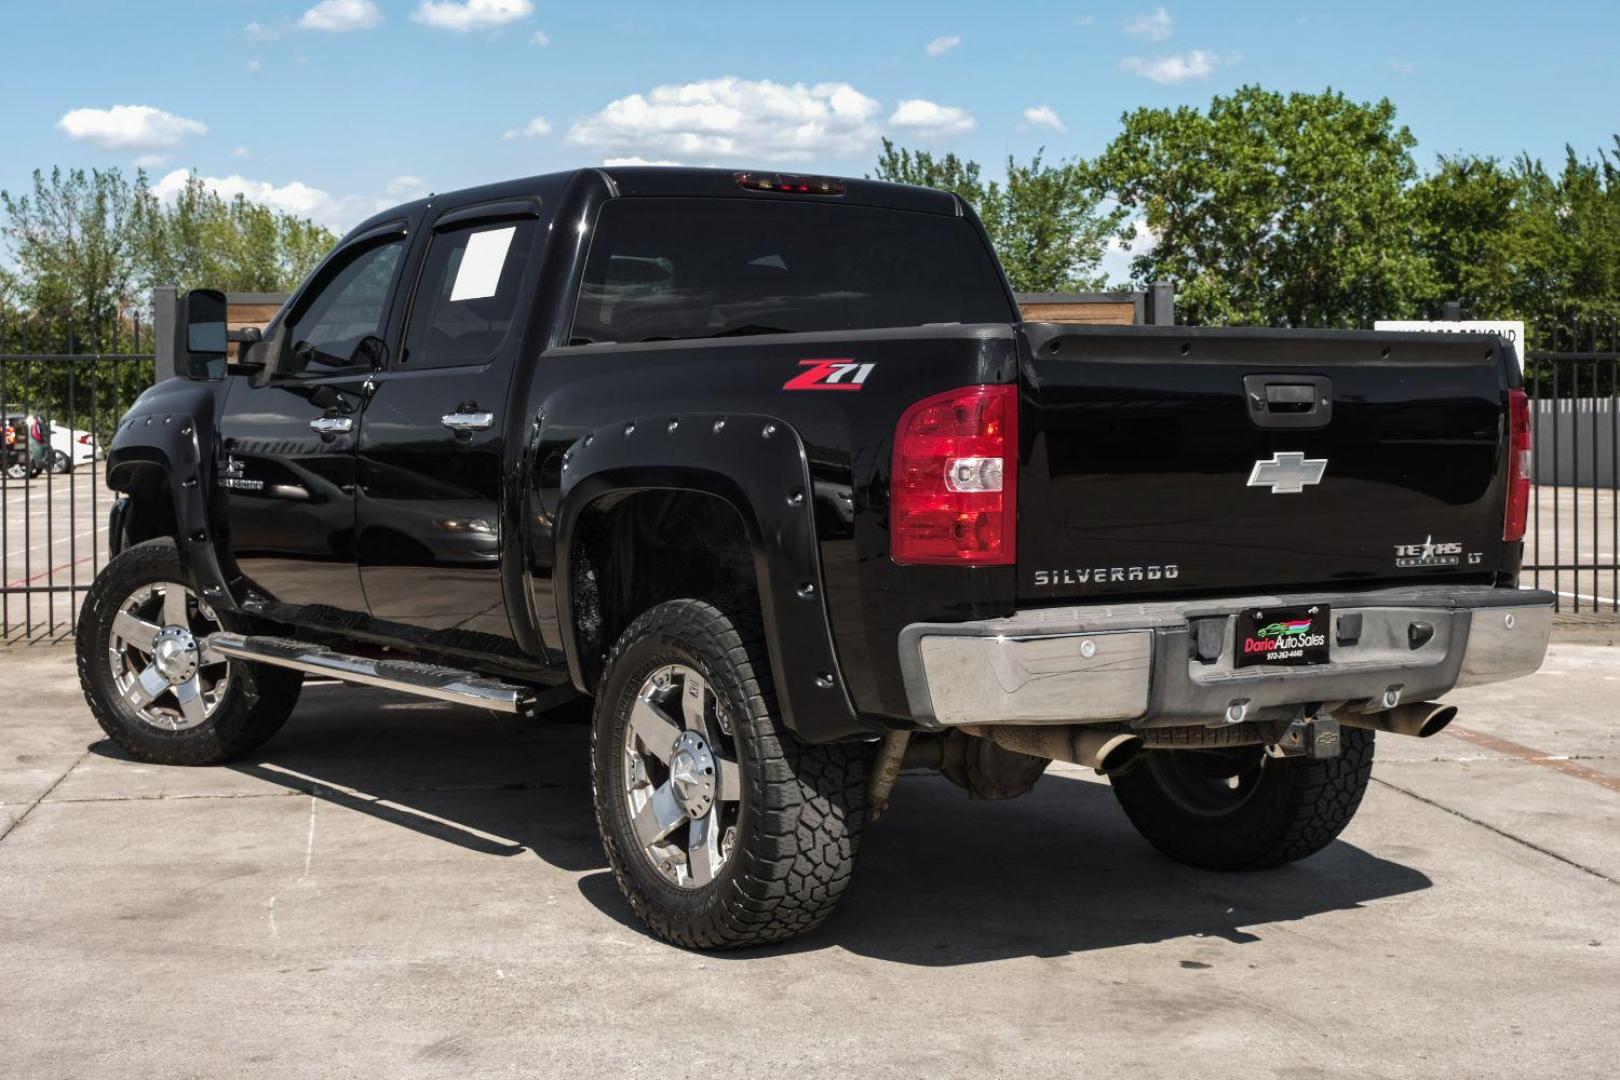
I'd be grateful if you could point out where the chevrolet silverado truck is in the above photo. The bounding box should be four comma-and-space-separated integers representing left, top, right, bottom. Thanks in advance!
77, 167, 1553, 949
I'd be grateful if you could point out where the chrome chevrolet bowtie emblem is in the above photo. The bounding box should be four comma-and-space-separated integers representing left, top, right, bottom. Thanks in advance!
1247, 452, 1327, 494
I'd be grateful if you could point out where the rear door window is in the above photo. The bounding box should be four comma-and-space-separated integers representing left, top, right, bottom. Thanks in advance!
570, 198, 1013, 345
402, 217, 539, 369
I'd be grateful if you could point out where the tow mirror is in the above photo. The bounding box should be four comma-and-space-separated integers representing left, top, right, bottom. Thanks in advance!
180, 288, 229, 379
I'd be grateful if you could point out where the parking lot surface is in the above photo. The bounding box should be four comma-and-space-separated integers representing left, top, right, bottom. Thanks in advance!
1, 639, 1617, 1079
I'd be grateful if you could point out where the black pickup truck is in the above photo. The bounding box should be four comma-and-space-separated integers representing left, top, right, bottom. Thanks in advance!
77, 166, 1552, 949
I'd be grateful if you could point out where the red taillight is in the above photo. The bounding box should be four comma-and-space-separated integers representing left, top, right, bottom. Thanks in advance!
78, 433, 92, 444
1504, 388, 1532, 542
891, 385, 1017, 565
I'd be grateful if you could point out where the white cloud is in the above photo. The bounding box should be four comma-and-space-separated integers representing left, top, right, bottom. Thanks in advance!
1120, 49, 1220, 84
385, 175, 430, 198
152, 169, 395, 231
412, 0, 533, 32
502, 115, 552, 140
244, 21, 279, 42
1387, 57, 1416, 74
925, 34, 960, 58
566, 77, 882, 164
1125, 7, 1173, 42
300, 0, 382, 32
1074, 14, 1096, 26
57, 105, 207, 153
232, 146, 251, 158
531, 29, 550, 45
1022, 105, 1066, 133
133, 153, 169, 168
602, 157, 682, 167
247, 59, 263, 73
888, 99, 976, 137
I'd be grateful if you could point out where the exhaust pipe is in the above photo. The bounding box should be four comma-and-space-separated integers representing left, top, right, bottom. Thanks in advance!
1340, 702, 1458, 739
960, 724, 1144, 775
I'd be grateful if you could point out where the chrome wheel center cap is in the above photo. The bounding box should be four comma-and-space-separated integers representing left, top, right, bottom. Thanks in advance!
151, 627, 199, 684
668, 731, 716, 818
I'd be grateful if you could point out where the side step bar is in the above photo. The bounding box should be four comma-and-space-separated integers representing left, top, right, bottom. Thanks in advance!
206, 632, 539, 714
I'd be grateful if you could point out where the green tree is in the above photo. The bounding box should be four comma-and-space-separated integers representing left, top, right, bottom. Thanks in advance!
1506, 141, 1620, 337
134, 173, 334, 294
873, 139, 1121, 292
0, 167, 147, 350
1409, 154, 1520, 318
1411, 140, 1620, 345
1093, 86, 1432, 327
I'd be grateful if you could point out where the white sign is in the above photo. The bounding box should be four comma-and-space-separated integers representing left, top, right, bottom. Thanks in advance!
1374, 319, 1526, 375
449, 226, 516, 302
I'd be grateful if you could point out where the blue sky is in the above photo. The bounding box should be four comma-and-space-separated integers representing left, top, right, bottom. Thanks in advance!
3, 0, 1617, 262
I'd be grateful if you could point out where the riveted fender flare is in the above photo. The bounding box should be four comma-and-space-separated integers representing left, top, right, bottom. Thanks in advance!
553, 413, 866, 743
105, 393, 235, 611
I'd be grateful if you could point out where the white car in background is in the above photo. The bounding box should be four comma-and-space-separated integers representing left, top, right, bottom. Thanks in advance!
45, 423, 99, 473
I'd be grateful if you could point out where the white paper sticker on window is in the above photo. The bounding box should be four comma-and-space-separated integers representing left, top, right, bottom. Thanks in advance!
449, 226, 516, 302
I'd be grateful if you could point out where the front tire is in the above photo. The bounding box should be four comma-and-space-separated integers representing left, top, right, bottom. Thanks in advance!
1110, 730, 1375, 870
76, 537, 303, 765
592, 599, 873, 949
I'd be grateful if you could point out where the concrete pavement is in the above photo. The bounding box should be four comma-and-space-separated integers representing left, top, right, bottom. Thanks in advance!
1, 640, 1617, 1079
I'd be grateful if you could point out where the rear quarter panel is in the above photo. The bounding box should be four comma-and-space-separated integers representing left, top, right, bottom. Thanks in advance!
528, 324, 1022, 728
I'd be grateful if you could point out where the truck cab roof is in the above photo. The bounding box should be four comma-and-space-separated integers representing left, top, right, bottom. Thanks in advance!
340, 166, 963, 244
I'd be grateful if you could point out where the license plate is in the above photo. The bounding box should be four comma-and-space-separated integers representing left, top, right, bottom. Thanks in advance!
1235, 605, 1331, 668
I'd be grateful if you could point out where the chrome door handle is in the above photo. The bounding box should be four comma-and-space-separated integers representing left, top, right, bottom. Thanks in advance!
309, 416, 353, 435
441, 411, 495, 433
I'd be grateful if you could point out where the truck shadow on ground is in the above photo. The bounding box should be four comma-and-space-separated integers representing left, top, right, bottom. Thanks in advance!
95, 681, 1432, 966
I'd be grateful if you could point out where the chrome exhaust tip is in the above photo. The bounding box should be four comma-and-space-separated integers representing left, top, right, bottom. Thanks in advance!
1341, 702, 1458, 739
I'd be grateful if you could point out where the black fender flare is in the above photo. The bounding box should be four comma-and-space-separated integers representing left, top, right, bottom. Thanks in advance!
554, 413, 865, 743
105, 402, 234, 610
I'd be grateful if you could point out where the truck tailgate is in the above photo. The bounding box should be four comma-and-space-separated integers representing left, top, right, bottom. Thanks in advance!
1018, 324, 1514, 603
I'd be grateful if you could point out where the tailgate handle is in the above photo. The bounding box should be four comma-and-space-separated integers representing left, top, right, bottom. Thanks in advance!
1243, 375, 1332, 429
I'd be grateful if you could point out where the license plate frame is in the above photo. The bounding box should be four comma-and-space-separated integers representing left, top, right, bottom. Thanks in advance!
1234, 605, 1331, 668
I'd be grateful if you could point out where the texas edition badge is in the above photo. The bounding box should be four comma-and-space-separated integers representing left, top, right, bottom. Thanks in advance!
1235, 605, 1331, 668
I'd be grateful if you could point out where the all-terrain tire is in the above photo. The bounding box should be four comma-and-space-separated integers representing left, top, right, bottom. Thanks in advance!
1110, 729, 1375, 870
592, 599, 873, 949
76, 537, 303, 765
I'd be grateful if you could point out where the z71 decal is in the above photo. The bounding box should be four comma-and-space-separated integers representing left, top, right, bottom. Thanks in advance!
783, 359, 875, 391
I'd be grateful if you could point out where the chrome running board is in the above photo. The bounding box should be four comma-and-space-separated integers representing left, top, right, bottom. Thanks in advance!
206, 632, 538, 714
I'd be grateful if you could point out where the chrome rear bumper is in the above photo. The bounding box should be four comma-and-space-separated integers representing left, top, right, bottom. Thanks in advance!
898, 586, 1553, 729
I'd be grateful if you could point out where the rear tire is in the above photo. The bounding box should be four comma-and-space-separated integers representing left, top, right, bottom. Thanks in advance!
76, 538, 303, 765
592, 599, 873, 949
47, 449, 72, 474
1110, 730, 1375, 870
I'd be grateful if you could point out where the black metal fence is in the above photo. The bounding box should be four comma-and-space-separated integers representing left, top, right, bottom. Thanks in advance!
2, 310, 155, 642
1523, 317, 1619, 613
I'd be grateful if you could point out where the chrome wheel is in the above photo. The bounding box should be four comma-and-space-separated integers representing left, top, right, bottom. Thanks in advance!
622, 663, 743, 889
107, 581, 231, 731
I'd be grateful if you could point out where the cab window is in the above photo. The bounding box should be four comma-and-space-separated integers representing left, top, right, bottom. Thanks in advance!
401, 217, 537, 369
569, 198, 1014, 345
281, 236, 406, 376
